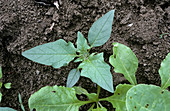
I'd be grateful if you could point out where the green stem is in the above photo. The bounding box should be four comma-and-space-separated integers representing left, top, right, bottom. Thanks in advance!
98, 102, 103, 108
88, 45, 93, 53
97, 85, 101, 100
99, 97, 108, 102
79, 100, 94, 105
97, 104, 99, 108
88, 103, 95, 111
95, 85, 101, 107
76, 54, 81, 57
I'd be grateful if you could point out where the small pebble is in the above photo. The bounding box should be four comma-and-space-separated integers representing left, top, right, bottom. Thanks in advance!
140, 6, 147, 14
36, 70, 40, 74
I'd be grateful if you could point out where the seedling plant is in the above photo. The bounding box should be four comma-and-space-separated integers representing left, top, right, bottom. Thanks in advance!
22, 10, 115, 93
0, 66, 11, 102
22, 10, 170, 111
0, 67, 15, 110
0, 93, 25, 111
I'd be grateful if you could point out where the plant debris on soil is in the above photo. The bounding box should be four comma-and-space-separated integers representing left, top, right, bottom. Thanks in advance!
0, 0, 169, 110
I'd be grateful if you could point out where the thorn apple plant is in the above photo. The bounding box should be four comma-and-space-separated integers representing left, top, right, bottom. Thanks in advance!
22, 10, 170, 111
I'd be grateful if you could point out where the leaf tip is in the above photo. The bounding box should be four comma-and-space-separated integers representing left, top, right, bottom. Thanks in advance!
110, 9, 115, 14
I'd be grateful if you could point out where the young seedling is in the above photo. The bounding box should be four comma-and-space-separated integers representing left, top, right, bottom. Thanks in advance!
28, 43, 169, 111
0, 66, 16, 110
0, 93, 26, 111
22, 9, 170, 110
19, 93, 25, 111
22, 10, 115, 93
109, 43, 170, 110
0, 66, 12, 102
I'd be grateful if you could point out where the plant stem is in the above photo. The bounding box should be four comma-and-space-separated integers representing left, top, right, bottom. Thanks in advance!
98, 101, 103, 107
88, 103, 95, 111
95, 85, 101, 107
98, 97, 108, 102
97, 85, 101, 99
88, 46, 93, 53
79, 100, 94, 105
76, 54, 81, 57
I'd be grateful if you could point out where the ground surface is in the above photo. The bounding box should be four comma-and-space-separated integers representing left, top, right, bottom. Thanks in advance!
0, 0, 169, 110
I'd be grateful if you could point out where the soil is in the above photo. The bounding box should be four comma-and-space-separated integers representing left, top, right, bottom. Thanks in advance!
0, 0, 169, 111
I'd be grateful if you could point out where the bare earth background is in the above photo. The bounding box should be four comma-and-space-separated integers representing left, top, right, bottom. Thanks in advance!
0, 0, 169, 110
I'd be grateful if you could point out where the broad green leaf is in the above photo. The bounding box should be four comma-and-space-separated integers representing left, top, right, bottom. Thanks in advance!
0, 107, 17, 111
86, 93, 98, 102
103, 84, 133, 111
126, 84, 170, 111
159, 53, 170, 89
0, 92, 2, 102
4, 83, 11, 89
88, 10, 115, 47
77, 31, 90, 53
22, 39, 77, 68
73, 86, 89, 95
92, 107, 107, 111
0, 66, 2, 79
109, 43, 138, 85
29, 85, 87, 111
79, 53, 114, 93
67, 69, 81, 87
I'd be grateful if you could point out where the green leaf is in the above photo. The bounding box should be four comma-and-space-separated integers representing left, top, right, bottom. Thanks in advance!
74, 57, 84, 62
159, 53, 170, 89
0, 92, 2, 102
4, 83, 11, 89
67, 69, 81, 87
77, 31, 90, 53
0, 66, 2, 79
22, 39, 77, 68
86, 93, 98, 102
73, 87, 98, 102
92, 107, 107, 111
18, 93, 22, 104
126, 84, 170, 111
21, 105, 25, 111
88, 10, 115, 47
79, 53, 114, 93
109, 43, 138, 85
29, 85, 86, 111
103, 84, 133, 111
73, 86, 89, 95
0, 107, 17, 111
18, 93, 25, 111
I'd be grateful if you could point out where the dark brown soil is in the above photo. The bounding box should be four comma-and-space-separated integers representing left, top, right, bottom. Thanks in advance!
0, 0, 169, 111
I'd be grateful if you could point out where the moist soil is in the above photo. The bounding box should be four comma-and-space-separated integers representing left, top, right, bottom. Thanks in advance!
0, 0, 170, 111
